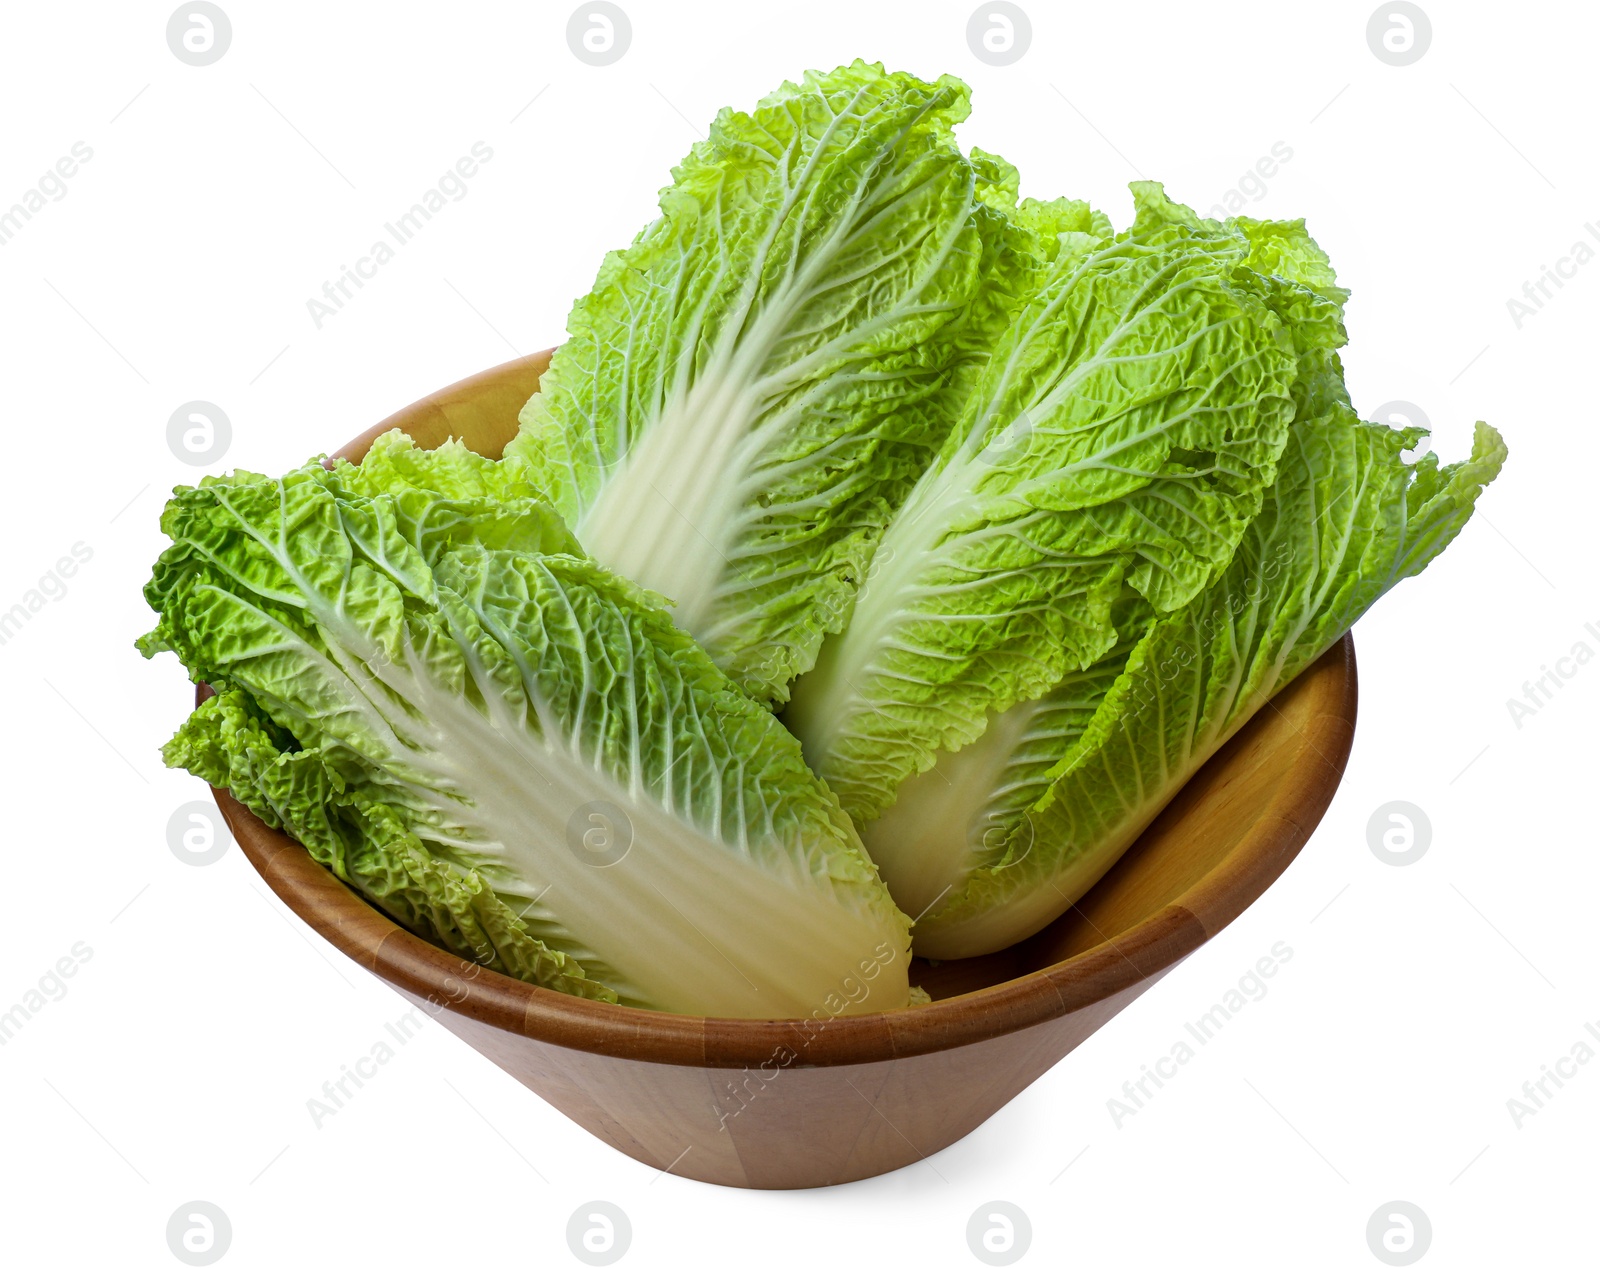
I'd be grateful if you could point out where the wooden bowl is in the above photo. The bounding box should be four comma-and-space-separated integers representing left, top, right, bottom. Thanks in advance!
208, 351, 1358, 1189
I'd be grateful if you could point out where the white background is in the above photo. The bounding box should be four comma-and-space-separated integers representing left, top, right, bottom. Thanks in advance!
0, 1, 1591, 1264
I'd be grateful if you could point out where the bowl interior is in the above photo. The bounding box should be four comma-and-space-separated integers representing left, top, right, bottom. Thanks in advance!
220, 349, 1356, 1064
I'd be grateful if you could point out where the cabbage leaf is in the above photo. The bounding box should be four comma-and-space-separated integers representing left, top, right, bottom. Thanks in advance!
784, 186, 1322, 822
505, 62, 1002, 705
140, 453, 911, 1017
893, 411, 1506, 957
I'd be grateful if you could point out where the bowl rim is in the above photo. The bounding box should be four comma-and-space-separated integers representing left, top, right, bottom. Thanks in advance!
206, 352, 1359, 1070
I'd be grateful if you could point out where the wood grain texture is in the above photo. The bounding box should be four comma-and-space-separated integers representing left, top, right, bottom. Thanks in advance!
205, 351, 1359, 1188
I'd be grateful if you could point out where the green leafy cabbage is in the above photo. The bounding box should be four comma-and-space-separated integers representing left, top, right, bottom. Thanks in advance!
801, 185, 1503, 955
505, 62, 1004, 705
140, 444, 911, 1017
